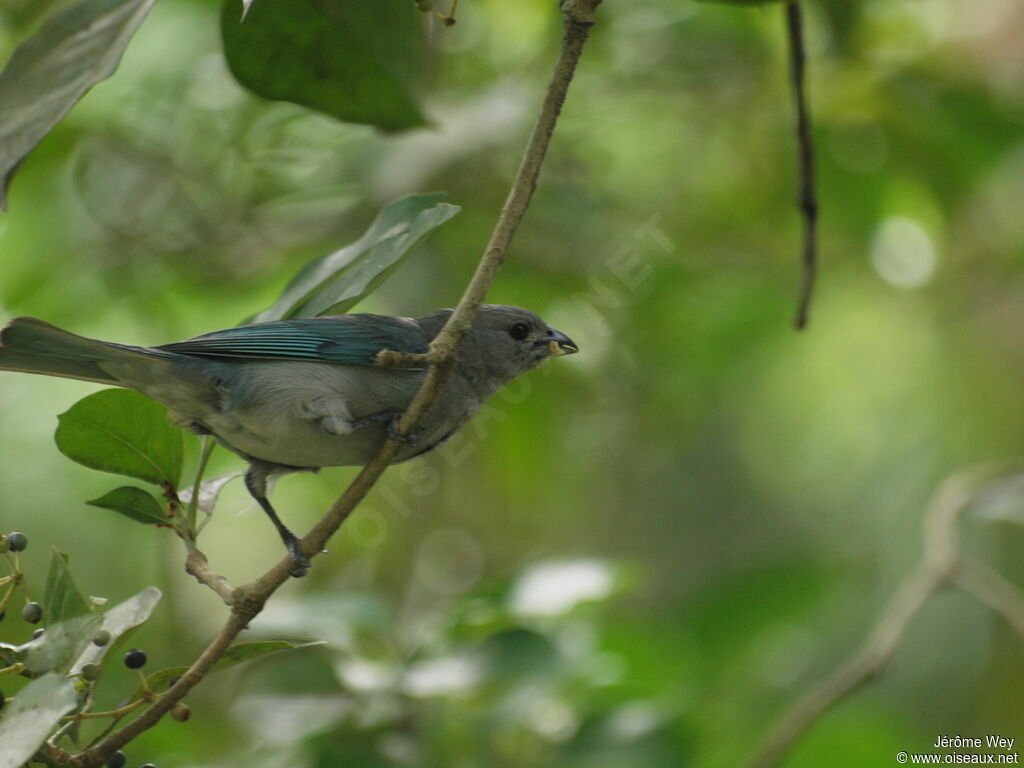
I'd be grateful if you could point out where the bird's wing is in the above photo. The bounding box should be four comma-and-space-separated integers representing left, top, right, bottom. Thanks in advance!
157, 315, 428, 365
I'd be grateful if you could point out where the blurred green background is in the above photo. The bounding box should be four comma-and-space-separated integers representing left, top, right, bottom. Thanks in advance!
2, 0, 1024, 766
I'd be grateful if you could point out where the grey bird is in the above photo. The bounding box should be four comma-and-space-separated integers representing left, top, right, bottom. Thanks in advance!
0, 305, 578, 573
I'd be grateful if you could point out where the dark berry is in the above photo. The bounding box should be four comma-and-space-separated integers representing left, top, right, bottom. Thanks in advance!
31, 628, 44, 640
6, 531, 27, 552
124, 649, 147, 669
171, 702, 191, 722
92, 629, 111, 647
22, 602, 42, 624
106, 751, 126, 768
81, 664, 102, 681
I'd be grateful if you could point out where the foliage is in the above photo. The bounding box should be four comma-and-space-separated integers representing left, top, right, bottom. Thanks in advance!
1, 0, 1023, 766
221, 0, 427, 131
0, 542, 317, 763
0, 0, 157, 208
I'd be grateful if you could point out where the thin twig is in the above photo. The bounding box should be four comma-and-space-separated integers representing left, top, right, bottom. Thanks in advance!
66, 3, 601, 765
62, 698, 147, 723
743, 471, 983, 768
952, 559, 1024, 641
784, 1, 818, 330
185, 435, 214, 533
184, 549, 234, 606
375, 349, 436, 369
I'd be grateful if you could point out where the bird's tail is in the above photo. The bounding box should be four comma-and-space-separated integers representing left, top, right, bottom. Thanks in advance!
0, 317, 156, 386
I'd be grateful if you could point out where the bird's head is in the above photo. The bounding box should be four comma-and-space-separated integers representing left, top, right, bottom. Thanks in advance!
419, 304, 578, 386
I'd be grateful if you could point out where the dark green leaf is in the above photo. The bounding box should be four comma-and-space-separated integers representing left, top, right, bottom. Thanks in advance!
0, 675, 78, 765
138, 640, 323, 698
221, 0, 427, 131
43, 549, 90, 624
0, 0, 157, 209
55, 389, 183, 487
87, 486, 168, 526
250, 193, 460, 324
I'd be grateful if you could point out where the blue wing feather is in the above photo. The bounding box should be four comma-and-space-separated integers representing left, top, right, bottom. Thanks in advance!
157, 315, 428, 365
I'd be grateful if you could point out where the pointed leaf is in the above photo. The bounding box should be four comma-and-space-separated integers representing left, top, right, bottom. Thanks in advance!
71, 587, 161, 674
138, 641, 323, 698
0, 675, 78, 765
87, 486, 169, 526
56, 389, 183, 487
304, 202, 462, 318
250, 194, 460, 324
221, 0, 426, 131
43, 549, 90, 624
215, 640, 325, 668
0, 0, 158, 209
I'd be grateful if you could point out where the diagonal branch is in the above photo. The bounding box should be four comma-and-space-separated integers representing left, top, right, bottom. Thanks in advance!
67, 2, 602, 765
785, 0, 819, 330
743, 466, 1019, 768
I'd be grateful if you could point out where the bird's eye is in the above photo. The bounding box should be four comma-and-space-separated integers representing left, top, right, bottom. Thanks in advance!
509, 322, 530, 341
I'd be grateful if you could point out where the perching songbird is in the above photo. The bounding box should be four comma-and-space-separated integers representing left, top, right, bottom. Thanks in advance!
0, 306, 578, 574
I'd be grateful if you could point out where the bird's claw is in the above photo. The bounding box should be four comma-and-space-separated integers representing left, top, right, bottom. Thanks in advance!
351, 410, 419, 445
387, 415, 420, 446
285, 537, 311, 578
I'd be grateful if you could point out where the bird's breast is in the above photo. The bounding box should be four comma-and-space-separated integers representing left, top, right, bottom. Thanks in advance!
195, 360, 488, 469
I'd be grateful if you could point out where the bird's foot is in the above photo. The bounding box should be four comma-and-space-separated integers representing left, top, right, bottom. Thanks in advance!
351, 410, 420, 446
386, 415, 420, 446
284, 535, 311, 578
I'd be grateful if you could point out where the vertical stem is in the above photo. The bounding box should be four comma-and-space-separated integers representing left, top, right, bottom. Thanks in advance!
785, 1, 819, 330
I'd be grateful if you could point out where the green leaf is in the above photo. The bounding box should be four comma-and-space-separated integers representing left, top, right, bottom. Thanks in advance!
70, 586, 161, 674
215, 640, 324, 668
139, 640, 323, 697
0, 675, 78, 765
43, 549, 90, 624
0, 0, 157, 210
21, 614, 102, 674
250, 194, 460, 324
87, 486, 168, 526
55, 389, 183, 488
221, 0, 427, 131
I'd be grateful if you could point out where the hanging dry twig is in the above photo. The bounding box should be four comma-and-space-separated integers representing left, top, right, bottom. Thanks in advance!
785, 0, 819, 330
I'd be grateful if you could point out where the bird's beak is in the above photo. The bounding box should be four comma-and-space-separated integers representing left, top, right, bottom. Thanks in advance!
544, 328, 579, 357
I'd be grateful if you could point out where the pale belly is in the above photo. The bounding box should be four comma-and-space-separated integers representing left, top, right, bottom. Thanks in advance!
203, 408, 390, 467
111, 358, 476, 469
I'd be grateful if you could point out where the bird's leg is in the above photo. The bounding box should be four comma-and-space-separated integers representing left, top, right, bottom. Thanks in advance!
349, 410, 420, 445
244, 463, 311, 578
